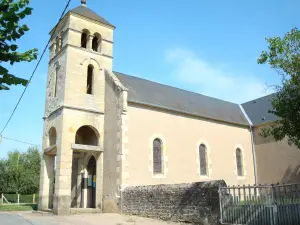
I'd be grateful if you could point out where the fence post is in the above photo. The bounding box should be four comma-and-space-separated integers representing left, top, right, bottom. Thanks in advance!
218, 185, 223, 224
33, 194, 35, 204
271, 184, 277, 225
17, 194, 19, 204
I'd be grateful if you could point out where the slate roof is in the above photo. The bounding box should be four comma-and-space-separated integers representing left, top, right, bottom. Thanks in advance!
114, 72, 250, 126
242, 93, 279, 126
70, 6, 115, 28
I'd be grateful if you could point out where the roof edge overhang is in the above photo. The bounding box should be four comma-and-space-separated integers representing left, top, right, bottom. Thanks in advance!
128, 100, 250, 128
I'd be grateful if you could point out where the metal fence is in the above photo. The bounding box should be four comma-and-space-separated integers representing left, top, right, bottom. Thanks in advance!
219, 183, 300, 225
0, 193, 38, 204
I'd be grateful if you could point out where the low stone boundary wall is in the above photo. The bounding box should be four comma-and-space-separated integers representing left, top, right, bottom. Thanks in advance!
121, 180, 226, 224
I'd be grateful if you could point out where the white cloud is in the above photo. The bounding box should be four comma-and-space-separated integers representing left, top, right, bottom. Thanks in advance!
165, 48, 272, 103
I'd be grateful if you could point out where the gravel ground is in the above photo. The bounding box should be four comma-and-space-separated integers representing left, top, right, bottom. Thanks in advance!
0, 212, 185, 225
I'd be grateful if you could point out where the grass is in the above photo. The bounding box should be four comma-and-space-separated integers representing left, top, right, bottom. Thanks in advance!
0, 204, 38, 211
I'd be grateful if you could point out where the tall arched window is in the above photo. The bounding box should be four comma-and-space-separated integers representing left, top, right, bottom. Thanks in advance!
81, 29, 90, 48
236, 148, 244, 176
153, 138, 163, 174
199, 144, 208, 176
55, 36, 60, 54
92, 33, 101, 52
49, 127, 57, 147
60, 31, 64, 49
86, 65, 93, 94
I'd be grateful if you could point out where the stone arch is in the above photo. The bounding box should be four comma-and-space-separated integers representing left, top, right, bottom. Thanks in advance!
75, 125, 99, 146
81, 57, 101, 70
92, 33, 101, 52
48, 127, 57, 147
81, 29, 90, 48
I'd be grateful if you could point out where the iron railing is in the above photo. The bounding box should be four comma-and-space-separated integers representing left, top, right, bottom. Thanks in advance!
219, 183, 300, 225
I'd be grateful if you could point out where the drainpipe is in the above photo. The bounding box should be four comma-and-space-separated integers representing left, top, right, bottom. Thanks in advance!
249, 125, 258, 185
239, 105, 258, 185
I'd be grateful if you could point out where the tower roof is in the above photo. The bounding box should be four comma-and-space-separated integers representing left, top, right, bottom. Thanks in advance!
70, 5, 115, 28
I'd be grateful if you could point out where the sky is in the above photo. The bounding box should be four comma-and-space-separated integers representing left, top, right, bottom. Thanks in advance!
0, 0, 299, 157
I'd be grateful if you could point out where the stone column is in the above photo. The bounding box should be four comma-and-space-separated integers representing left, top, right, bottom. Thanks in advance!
53, 151, 73, 215
38, 154, 55, 210
96, 152, 103, 210
83, 169, 88, 208
88, 35, 93, 50
76, 155, 84, 207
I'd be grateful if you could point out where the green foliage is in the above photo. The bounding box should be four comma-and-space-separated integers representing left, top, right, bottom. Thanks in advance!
0, 147, 41, 194
0, 204, 37, 211
0, 0, 38, 90
258, 28, 300, 148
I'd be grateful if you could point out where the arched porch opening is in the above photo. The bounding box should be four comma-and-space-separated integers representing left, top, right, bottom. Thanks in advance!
71, 125, 100, 209
75, 125, 99, 146
49, 127, 57, 147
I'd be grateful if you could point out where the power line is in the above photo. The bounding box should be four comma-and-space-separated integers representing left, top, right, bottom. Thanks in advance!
1, 136, 39, 147
0, 0, 71, 135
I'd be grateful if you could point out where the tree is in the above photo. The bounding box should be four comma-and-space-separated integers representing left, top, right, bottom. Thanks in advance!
0, 0, 38, 90
258, 28, 300, 148
0, 147, 41, 194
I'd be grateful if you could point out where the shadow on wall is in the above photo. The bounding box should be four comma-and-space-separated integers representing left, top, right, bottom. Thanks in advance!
169, 181, 224, 224
281, 165, 300, 184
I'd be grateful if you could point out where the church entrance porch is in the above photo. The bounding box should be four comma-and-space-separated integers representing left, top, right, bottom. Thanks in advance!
70, 125, 103, 211
71, 152, 100, 209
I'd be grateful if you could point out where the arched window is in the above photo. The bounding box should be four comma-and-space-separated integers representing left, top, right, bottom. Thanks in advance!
92, 33, 101, 52
53, 66, 58, 97
49, 127, 57, 147
236, 148, 244, 176
199, 144, 208, 176
75, 126, 99, 146
87, 65, 93, 94
81, 29, 90, 48
153, 138, 163, 174
60, 31, 64, 49
55, 36, 60, 54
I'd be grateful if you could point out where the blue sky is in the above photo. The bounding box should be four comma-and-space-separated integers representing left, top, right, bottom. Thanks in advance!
0, 0, 299, 157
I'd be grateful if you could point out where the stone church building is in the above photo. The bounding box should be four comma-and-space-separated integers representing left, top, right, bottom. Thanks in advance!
39, 0, 300, 215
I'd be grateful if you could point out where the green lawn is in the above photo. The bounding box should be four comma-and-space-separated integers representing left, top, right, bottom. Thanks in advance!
0, 204, 38, 211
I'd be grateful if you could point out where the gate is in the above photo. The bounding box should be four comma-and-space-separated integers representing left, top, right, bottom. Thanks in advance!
219, 183, 300, 225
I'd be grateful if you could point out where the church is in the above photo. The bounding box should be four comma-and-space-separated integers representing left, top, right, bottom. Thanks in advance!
39, 0, 300, 215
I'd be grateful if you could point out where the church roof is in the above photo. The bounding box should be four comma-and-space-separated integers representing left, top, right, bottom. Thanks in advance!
242, 93, 279, 126
115, 72, 250, 126
70, 5, 115, 28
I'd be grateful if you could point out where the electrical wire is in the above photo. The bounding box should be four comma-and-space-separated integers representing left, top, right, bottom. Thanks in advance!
0, 0, 71, 135
2, 136, 39, 146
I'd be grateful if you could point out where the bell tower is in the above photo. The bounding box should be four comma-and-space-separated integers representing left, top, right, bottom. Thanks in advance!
39, 0, 115, 215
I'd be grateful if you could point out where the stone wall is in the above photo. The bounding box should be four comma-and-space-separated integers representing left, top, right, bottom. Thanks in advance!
121, 180, 225, 224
